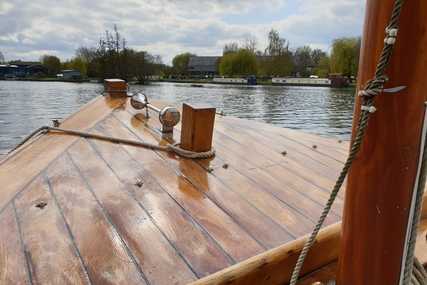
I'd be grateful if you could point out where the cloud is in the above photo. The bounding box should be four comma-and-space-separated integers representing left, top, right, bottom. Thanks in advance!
0, 0, 364, 63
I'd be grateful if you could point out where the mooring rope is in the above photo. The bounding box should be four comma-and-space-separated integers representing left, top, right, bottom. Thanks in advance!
288, 0, 426, 284
8, 126, 215, 159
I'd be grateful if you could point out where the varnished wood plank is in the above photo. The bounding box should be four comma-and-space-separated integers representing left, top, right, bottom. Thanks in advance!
82, 126, 230, 279
0, 96, 125, 214
86, 126, 232, 277
215, 119, 343, 172
250, 165, 342, 214
117, 107, 317, 237
219, 115, 349, 154
0, 205, 30, 284
47, 153, 147, 285
243, 166, 342, 222
109, 111, 271, 260
280, 159, 343, 198
14, 175, 90, 285
124, 150, 264, 262
99, 116, 295, 249
212, 166, 314, 237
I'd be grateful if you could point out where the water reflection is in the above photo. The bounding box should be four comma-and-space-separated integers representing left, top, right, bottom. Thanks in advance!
0, 81, 355, 155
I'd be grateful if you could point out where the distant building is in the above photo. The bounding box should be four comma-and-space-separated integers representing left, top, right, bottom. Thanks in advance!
0, 65, 16, 79
6, 61, 47, 78
57, 70, 82, 80
0, 62, 47, 79
188, 56, 220, 77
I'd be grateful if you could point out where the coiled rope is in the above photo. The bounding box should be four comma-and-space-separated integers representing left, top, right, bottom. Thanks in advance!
9, 126, 215, 159
289, 0, 427, 284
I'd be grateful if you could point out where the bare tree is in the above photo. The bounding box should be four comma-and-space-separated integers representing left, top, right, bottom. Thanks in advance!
223, 42, 239, 55
264, 29, 289, 56
0, 51, 5, 64
242, 36, 257, 53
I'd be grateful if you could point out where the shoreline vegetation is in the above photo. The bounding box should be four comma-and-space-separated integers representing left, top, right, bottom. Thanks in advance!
1, 26, 361, 85
0, 77, 357, 89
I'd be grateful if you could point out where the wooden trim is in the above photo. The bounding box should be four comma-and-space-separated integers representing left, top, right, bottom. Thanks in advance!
189, 223, 341, 285
191, 196, 427, 285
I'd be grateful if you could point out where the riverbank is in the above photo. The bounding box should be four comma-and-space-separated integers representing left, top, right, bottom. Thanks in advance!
0, 77, 92, 83
153, 79, 357, 88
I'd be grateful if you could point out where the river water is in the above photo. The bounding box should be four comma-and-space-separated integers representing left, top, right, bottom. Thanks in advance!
0, 81, 355, 155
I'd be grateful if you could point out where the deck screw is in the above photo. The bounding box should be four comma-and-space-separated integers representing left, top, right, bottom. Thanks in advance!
222, 163, 229, 169
281, 151, 287, 156
338, 140, 342, 143
35, 201, 47, 209
313, 145, 318, 149
135, 178, 144, 187
52, 119, 60, 127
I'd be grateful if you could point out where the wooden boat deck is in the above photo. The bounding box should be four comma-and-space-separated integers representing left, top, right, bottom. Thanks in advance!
0, 95, 350, 284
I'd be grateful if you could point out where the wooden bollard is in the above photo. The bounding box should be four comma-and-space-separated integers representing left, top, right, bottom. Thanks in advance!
104, 79, 128, 96
180, 103, 216, 152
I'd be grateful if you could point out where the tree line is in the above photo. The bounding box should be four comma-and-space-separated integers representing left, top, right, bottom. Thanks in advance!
4, 26, 360, 81
39, 26, 166, 82
171, 29, 361, 78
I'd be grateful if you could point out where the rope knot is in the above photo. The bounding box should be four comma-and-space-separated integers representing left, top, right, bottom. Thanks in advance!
384, 28, 398, 45
361, 105, 377, 113
358, 76, 389, 98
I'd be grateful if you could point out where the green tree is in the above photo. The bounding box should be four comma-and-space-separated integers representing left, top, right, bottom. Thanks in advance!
219, 49, 257, 76
311, 49, 327, 66
294, 46, 313, 77
330, 37, 361, 77
258, 55, 294, 77
313, 56, 330, 78
259, 29, 294, 77
172, 53, 193, 76
67, 57, 87, 77
40, 55, 61, 76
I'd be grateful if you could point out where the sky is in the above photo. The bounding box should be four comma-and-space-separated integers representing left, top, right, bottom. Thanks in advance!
0, 0, 365, 64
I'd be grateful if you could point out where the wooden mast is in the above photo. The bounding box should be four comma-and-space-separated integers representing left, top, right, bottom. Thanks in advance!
337, 0, 427, 284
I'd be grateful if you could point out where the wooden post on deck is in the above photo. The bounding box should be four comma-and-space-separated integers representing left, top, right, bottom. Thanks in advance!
104, 79, 128, 97
337, 0, 427, 284
180, 103, 216, 152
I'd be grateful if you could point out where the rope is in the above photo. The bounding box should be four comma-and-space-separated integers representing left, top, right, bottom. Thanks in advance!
289, 0, 408, 284
402, 106, 427, 284
9, 126, 215, 159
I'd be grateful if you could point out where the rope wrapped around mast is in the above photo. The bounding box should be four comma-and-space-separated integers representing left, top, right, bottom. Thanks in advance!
288, 0, 427, 284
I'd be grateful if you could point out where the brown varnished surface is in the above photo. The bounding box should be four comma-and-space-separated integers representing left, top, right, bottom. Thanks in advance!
99, 116, 294, 249
0, 94, 361, 284
181, 103, 216, 152
14, 174, 90, 284
338, 0, 427, 284
0, 95, 126, 215
82, 126, 233, 277
0, 205, 29, 284
46, 153, 147, 285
